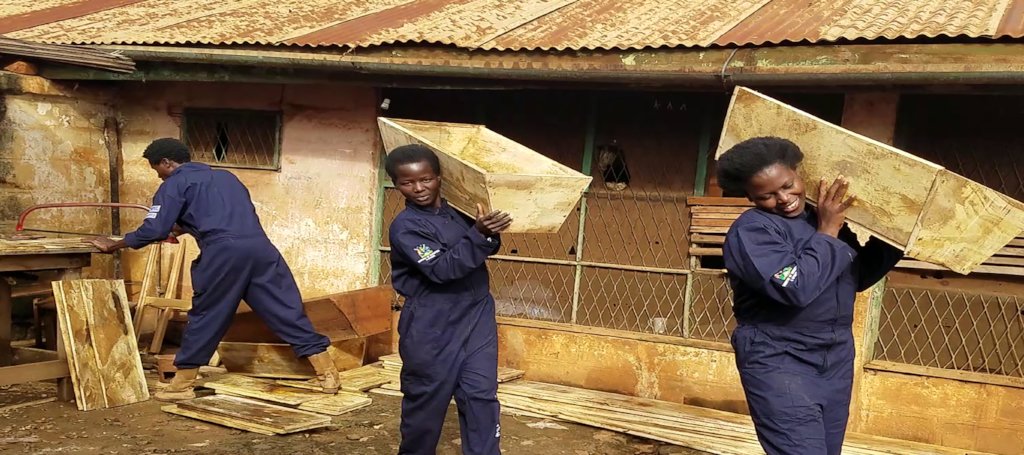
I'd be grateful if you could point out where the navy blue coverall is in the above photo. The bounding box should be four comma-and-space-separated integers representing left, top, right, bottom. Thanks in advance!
124, 162, 329, 369
723, 208, 902, 455
389, 199, 502, 455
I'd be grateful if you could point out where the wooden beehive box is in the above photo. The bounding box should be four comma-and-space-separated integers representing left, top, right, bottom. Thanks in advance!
378, 117, 592, 233
716, 87, 1024, 275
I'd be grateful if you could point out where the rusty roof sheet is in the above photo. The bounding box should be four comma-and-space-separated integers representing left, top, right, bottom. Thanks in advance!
715, 0, 1021, 46
2, 0, 1023, 50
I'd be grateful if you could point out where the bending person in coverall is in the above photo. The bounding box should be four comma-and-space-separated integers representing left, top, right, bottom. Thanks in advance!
386, 144, 511, 455
717, 137, 903, 455
89, 138, 341, 402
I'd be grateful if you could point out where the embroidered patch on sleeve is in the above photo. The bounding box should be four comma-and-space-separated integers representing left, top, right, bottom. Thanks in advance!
145, 205, 161, 220
773, 264, 798, 287
414, 244, 441, 263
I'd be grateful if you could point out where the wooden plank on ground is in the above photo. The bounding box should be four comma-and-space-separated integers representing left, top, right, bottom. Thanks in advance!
298, 392, 372, 416
162, 404, 276, 435
496, 381, 991, 455
204, 374, 328, 406
175, 395, 330, 434
52, 279, 148, 411
277, 362, 391, 393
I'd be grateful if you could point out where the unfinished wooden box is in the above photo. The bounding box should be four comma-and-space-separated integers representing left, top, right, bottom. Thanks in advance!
378, 117, 592, 233
217, 285, 395, 378
716, 87, 1024, 274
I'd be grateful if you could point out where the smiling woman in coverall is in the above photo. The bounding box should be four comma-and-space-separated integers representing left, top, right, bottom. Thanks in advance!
385, 144, 511, 455
89, 138, 341, 402
717, 137, 903, 455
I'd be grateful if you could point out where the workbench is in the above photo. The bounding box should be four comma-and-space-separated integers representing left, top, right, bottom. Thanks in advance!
0, 239, 95, 401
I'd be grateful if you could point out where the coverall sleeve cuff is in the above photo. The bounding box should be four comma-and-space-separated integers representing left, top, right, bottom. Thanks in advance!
466, 226, 498, 247
122, 232, 148, 250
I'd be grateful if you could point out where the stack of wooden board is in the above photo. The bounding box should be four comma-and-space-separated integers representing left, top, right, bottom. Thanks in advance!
496, 381, 991, 455
0, 238, 97, 255
686, 197, 752, 266
717, 87, 1024, 275
51, 279, 149, 411
684, 196, 1024, 277
162, 395, 332, 436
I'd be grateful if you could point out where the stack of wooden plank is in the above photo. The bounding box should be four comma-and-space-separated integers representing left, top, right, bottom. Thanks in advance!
496, 381, 991, 455
686, 196, 1024, 277
0, 238, 97, 255
162, 395, 332, 436
686, 197, 752, 265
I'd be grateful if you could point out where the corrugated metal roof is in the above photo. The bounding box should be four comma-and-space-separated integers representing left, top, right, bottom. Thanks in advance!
2, 0, 1023, 51
714, 0, 1018, 46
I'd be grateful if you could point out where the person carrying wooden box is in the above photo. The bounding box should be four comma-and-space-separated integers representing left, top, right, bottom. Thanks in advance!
717, 137, 904, 455
386, 144, 511, 455
88, 138, 340, 401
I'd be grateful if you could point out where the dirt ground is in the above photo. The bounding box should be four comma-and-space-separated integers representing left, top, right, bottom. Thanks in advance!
0, 375, 710, 455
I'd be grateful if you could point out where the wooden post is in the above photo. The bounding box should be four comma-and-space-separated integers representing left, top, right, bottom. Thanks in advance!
0, 278, 12, 366
840, 91, 899, 433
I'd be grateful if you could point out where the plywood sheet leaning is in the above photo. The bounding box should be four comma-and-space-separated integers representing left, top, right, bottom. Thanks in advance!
164, 395, 330, 435
378, 117, 592, 233
716, 87, 1024, 274
51, 279, 149, 411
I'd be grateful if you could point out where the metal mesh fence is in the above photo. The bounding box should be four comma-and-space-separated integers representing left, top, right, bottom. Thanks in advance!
687, 272, 735, 343
873, 284, 1024, 378
182, 108, 281, 170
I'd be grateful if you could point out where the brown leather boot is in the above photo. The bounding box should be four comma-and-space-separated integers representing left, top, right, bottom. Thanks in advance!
307, 351, 341, 394
153, 368, 199, 402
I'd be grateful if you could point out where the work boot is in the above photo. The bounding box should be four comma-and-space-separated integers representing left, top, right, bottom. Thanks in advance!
153, 368, 199, 402
307, 352, 341, 394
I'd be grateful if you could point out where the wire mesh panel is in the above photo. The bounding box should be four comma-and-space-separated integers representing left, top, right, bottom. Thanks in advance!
490, 261, 575, 322
688, 271, 736, 343
182, 108, 281, 170
576, 267, 687, 336
874, 284, 1024, 378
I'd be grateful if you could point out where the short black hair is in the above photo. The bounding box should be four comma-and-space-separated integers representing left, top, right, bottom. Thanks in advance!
716, 137, 804, 197
143, 138, 192, 166
385, 144, 441, 180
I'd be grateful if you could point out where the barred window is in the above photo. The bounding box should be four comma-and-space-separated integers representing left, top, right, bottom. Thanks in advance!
181, 109, 281, 170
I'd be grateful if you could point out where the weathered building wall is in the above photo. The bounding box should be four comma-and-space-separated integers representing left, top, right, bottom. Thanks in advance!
0, 72, 114, 277
116, 82, 379, 298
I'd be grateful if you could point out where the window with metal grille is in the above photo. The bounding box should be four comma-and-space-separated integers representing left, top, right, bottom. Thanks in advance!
181, 109, 281, 170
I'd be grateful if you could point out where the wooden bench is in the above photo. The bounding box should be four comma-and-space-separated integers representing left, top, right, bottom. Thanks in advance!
685, 196, 1024, 277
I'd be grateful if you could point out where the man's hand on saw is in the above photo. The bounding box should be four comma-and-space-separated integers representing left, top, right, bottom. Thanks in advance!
87, 236, 120, 254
